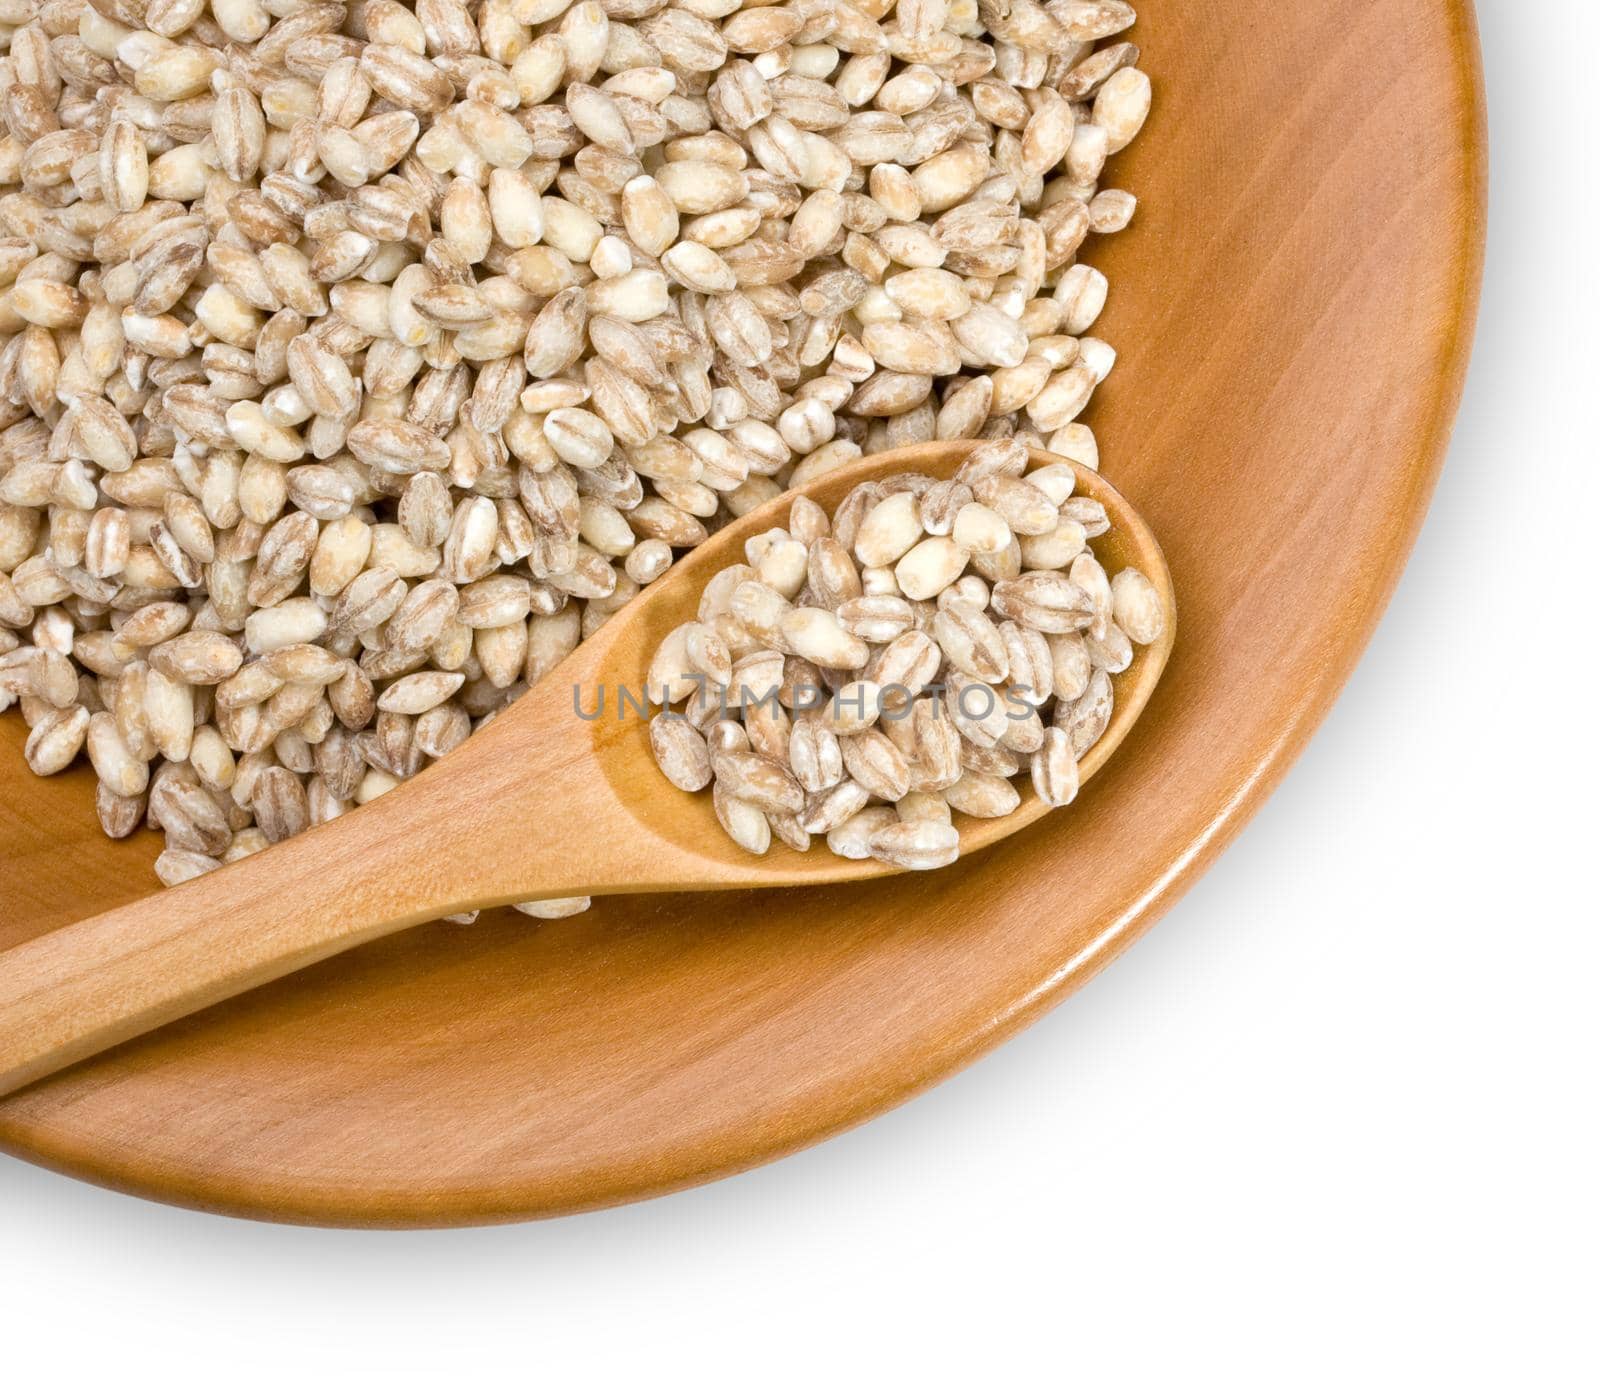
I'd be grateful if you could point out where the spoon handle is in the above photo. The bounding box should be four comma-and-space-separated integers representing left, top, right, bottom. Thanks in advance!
0, 676, 622, 1097
0, 776, 488, 1098
0, 644, 710, 1098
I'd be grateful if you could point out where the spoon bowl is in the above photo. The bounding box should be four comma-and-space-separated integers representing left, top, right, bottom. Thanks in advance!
0, 441, 1173, 1097
586, 442, 1175, 885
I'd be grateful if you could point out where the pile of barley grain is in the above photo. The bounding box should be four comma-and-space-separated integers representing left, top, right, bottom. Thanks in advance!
646, 437, 1164, 869
0, 0, 1151, 917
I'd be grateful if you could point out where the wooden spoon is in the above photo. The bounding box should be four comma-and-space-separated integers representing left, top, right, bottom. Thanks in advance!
0, 443, 1174, 1098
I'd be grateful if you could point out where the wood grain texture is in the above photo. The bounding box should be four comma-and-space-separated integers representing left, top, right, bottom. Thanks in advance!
0, 448, 1172, 1099
0, 0, 1487, 1225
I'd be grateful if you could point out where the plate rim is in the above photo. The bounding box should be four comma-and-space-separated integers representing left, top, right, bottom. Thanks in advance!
0, 1, 1488, 1226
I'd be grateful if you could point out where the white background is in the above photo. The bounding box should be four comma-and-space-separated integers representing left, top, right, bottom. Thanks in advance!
3, 1, 1595, 1387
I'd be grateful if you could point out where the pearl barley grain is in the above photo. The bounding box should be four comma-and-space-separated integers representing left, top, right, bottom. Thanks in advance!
0, 0, 1155, 923
648, 444, 1166, 872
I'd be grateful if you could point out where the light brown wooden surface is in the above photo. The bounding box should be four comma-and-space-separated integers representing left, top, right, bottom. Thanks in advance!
0, 448, 1172, 1100
0, 0, 1486, 1225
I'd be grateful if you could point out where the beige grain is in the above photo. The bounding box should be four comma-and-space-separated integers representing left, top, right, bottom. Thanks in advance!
0, 0, 1153, 912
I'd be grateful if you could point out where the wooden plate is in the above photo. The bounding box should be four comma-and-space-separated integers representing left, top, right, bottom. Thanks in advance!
0, 0, 1486, 1225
